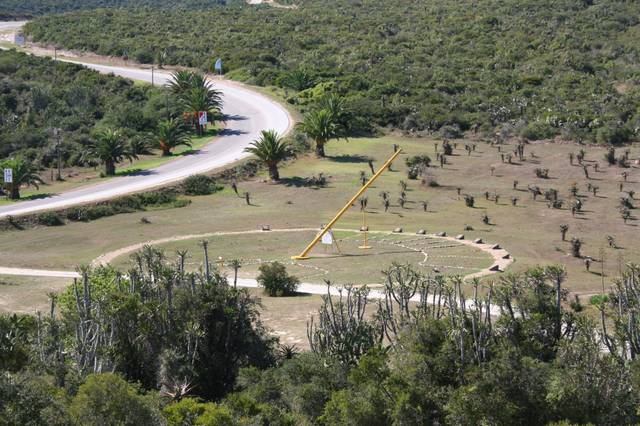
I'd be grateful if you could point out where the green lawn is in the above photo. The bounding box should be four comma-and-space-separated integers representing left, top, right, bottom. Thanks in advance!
108, 230, 493, 285
1, 135, 639, 297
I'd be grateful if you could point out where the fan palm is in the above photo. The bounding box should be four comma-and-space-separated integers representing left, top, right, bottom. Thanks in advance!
0, 157, 44, 200
318, 93, 346, 127
168, 70, 200, 94
169, 71, 223, 134
244, 130, 289, 181
298, 109, 341, 157
84, 129, 137, 176
153, 118, 192, 156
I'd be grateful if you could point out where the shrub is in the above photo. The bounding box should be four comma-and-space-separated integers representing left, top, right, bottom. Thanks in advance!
596, 125, 632, 145
182, 175, 222, 196
405, 155, 431, 169
407, 167, 419, 180
37, 211, 64, 226
257, 262, 300, 297
535, 168, 549, 179
571, 238, 582, 257
520, 121, 558, 140
69, 373, 162, 425
439, 124, 462, 139
442, 141, 453, 155
604, 148, 616, 165
235, 159, 260, 179
464, 194, 475, 208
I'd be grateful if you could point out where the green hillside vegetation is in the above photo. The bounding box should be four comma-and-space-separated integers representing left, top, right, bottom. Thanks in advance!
26, 0, 640, 142
0, 50, 169, 166
0, 0, 233, 18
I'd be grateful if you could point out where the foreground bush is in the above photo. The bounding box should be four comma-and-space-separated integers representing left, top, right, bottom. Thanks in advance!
69, 374, 162, 426
257, 262, 300, 297
36, 211, 64, 226
182, 175, 223, 196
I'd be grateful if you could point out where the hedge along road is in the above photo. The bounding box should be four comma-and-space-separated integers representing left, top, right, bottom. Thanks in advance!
0, 28, 293, 217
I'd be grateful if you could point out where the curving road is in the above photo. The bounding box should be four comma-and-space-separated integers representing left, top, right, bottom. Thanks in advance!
0, 31, 292, 217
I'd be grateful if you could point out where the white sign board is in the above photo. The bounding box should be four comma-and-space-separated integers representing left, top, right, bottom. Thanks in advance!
321, 230, 334, 245
3, 168, 12, 183
198, 111, 208, 126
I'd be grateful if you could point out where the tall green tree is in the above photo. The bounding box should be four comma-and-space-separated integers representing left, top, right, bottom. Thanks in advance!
153, 118, 192, 156
84, 129, 137, 176
298, 109, 341, 157
244, 130, 289, 181
0, 157, 44, 200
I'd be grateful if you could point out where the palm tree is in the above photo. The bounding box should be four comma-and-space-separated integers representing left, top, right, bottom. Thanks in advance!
168, 70, 200, 94
84, 129, 137, 176
1, 157, 44, 200
153, 118, 192, 156
318, 93, 347, 130
298, 109, 341, 157
169, 71, 223, 134
244, 130, 289, 181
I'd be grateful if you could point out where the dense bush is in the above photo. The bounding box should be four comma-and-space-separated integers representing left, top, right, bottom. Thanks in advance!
65, 190, 186, 222
0, 50, 169, 163
36, 211, 64, 226
4, 256, 640, 424
182, 174, 223, 196
24, 0, 640, 142
257, 262, 300, 296
0, 0, 237, 17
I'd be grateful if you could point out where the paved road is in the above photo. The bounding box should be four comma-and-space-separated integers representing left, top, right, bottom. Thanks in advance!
0, 42, 292, 217
0, 21, 27, 31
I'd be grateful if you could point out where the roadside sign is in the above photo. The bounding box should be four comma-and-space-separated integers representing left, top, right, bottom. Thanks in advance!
198, 111, 208, 126
14, 33, 25, 46
214, 58, 222, 72
3, 168, 12, 184
321, 230, 334, 245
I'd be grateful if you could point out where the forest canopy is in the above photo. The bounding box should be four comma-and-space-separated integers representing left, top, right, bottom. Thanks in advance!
0, 0, 232, 18
24, 0, 640, 143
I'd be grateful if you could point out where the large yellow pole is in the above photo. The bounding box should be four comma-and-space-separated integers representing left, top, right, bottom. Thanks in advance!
292, 148, 402, 260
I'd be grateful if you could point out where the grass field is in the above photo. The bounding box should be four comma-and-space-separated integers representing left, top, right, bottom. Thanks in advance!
1, 135, 639, 301
106, 230, 493, 285
0, 274, 69, 314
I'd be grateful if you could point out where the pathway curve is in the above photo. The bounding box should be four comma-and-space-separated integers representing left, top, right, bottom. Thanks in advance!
0, 228, 513, 281
0, 22, 293, 217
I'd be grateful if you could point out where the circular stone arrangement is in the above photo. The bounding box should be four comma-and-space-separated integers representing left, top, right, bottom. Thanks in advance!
93, 228, 513, 285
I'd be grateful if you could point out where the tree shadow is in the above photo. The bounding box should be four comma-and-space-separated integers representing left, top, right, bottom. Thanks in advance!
219, 128, 248, 136
327, 154, 372, 163
18, 193, 56, 201
222, 114, 248, 121
118, 169, 156, 177
280, 176, 328, 189
179, 149, 202, 156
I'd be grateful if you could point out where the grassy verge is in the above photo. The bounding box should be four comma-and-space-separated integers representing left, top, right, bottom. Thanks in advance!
3, 134, 639, 295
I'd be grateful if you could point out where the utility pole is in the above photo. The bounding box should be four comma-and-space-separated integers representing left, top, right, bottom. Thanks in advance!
151, 65, 155, 87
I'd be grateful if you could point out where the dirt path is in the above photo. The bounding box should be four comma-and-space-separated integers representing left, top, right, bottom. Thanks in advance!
0, 228, 512, 280
94, 227, 514, 280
